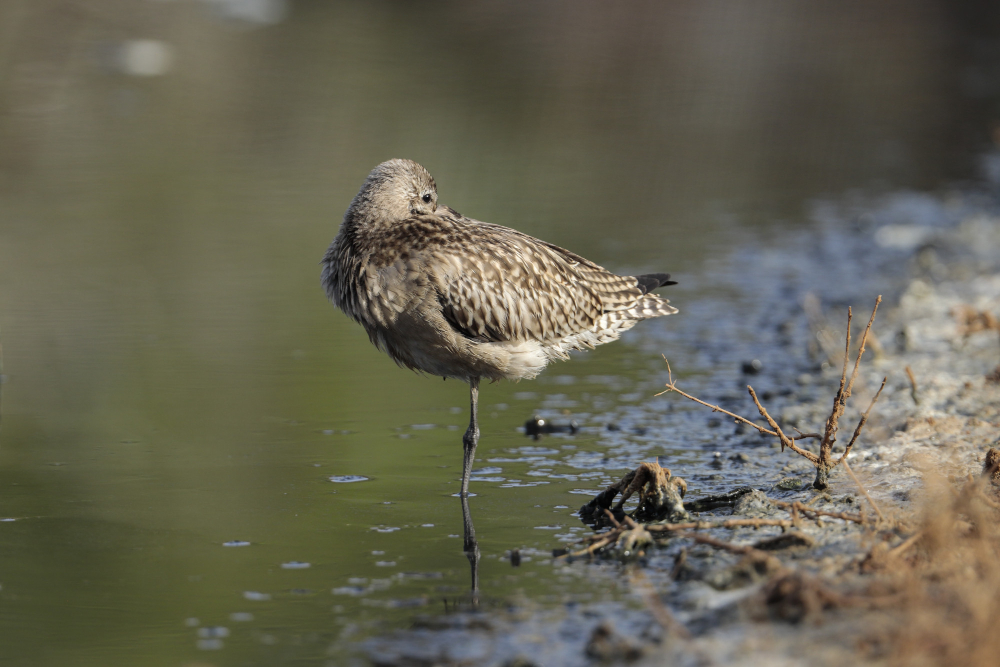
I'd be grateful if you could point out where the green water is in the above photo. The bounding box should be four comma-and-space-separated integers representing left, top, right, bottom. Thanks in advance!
0, 1, 997, 664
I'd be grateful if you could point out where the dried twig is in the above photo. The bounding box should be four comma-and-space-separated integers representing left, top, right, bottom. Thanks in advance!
660, 297, 885, 491
814, 297, 882, 485
657, 358, 820, 442
841, 458, 885, 521
645, 518, 794, 533
905, 366, 919, 405
748, 387, 817, 461
770, 500, 865, 524
838, 378, 886, 466
629, 569, 692, 639
887, 531, 922, 558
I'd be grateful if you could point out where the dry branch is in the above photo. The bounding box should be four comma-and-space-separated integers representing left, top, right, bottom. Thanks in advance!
657, 358, 820, 443
662, 296, 886, 492
770, 500, 866, 524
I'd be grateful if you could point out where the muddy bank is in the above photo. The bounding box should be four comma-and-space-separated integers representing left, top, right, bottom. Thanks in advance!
363, 180, 1000, 666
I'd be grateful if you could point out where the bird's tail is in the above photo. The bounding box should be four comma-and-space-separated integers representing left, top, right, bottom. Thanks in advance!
633, 273, 677, 294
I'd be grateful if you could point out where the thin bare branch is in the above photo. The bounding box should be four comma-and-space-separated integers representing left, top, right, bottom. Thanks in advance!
820, 307, 854, 450
792, 427, 823, 440
645, 518, 794, 533
771, 499, 866, 524
837, 377, 887, 464
841, 458, 885, 521
657, 357, 819, 441
887, 531, 922, 558
748, 386, 819, 463
629, 569, 692, 639
845, 296, 882, 401
905, 366, 919, 405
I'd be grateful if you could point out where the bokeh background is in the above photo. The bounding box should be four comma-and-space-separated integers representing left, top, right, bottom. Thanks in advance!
2, 1, 1000, 664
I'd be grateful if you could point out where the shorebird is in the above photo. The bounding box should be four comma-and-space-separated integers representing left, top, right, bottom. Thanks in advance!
321, 159, 678, 495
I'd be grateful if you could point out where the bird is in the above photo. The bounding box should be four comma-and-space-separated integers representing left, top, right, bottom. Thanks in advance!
321, 159, 678, 496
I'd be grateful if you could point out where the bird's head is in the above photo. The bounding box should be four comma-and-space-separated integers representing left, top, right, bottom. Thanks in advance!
348, 159, 438, 226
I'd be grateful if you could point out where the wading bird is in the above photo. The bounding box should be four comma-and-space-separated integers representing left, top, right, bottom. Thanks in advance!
322, 159, 677, 495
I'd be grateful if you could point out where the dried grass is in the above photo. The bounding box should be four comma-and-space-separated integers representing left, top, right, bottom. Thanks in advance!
864, 473, 1000, 667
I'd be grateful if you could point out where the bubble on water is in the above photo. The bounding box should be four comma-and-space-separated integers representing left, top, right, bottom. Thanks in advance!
534, 525, 562, 530
230, 612, 254, 622
329, 475, 368, 483
243, 591, 271, 601
421, 524, 434, 528
375, 561, 396, 567
370, 526, 400, 533
332, 586, 367, 596
197, 626, 230, 638
184, 617, 200, 627
117, 40, 174, 77
222, 540, 251, 547
196, 638, 224, 650
411, 424, 436, 430
281, 561, 310, 569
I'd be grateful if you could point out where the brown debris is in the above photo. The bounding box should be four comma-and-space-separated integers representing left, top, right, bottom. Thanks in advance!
753, 531, 815, 551
578, 461, 688, 526
983, 447, 1000, 485
629, 569, 691, 639
584, 622, 645, 662
760, 571, 853, 624
615, 461, 688, 523
905, 365, 919, 404
952, 304, 1000, 338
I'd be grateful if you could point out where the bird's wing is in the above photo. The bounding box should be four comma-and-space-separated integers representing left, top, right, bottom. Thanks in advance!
401, 213, 651, 343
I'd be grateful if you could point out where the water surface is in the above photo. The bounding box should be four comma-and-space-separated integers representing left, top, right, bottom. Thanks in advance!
1, 2, 1000, 664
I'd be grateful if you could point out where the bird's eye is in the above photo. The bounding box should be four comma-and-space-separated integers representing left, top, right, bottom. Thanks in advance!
422, 193, 432, 203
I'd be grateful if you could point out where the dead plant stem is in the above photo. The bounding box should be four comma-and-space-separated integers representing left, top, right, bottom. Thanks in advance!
841, 458, 885, 521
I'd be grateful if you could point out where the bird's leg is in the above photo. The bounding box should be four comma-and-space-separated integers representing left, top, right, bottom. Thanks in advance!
460, 377, 480, 496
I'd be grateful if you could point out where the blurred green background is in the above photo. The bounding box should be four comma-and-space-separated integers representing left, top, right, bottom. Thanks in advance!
1, 1, 999, 664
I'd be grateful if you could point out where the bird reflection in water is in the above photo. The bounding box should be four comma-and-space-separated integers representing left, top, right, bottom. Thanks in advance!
461, 494, 480, 608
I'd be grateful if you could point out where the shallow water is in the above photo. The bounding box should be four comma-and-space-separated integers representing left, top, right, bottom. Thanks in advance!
2, 2, 1000, 665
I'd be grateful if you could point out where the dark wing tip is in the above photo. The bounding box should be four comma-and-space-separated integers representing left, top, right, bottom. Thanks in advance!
634, 273, 677, 294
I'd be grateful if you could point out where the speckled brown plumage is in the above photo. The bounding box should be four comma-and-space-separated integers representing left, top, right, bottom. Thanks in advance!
321, 159, 678, 494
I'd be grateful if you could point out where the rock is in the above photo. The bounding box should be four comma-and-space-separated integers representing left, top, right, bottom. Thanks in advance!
733, 488, 773, 515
